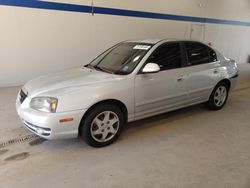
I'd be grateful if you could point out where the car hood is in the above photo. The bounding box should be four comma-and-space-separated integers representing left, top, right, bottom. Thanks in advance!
24, 67, 125, 97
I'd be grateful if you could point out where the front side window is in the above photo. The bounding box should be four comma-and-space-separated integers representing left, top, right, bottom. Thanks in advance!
87, 42, 152, 75
147, 43, 182, 71
184, 42, 210, 66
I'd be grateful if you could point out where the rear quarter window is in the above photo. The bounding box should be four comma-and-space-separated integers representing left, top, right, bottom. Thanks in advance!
208, 47, 217, 62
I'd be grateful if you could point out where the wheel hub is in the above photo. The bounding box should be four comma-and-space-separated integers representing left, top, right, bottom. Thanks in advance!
214, 85, 227, 107
90, 111, 120, 143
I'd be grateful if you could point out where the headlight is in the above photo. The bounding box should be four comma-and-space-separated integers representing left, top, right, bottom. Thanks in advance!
30, 97, 58, 113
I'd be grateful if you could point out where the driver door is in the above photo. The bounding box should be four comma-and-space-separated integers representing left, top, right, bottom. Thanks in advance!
134, 42, 189, 120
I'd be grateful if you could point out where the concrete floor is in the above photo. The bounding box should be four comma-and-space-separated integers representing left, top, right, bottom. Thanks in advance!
0, 64, 250, 188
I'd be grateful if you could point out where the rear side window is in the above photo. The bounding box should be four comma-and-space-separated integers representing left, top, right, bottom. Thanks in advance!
184, 42, 210, 66
208, 48, 217, 62
147, 43, 182, 71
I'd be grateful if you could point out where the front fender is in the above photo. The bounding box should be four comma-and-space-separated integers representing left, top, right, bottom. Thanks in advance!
50, 79, 134, 115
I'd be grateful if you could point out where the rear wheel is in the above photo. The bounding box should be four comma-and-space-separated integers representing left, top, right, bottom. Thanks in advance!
80, 104, 124, 147
206, 82, 229, 110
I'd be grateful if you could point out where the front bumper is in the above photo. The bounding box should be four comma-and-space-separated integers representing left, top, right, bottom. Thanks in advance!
16, 93, 87, 140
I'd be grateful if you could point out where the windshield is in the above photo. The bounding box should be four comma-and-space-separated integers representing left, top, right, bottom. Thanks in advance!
86, 42, 152, 75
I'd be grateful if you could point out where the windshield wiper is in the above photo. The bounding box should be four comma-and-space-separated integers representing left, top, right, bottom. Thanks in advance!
85, 64, 114, 74
95, 66, 114, 74
85, 64, 96, 70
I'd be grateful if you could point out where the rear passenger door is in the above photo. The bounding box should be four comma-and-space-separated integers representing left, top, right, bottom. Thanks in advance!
183, 42, 221, 104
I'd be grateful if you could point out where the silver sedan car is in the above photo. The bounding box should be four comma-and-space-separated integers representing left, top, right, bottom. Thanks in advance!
16, 39, 238, 147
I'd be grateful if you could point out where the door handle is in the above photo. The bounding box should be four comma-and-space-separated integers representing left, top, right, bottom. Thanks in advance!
213, 69, 219, 74
177, 76, 184, 82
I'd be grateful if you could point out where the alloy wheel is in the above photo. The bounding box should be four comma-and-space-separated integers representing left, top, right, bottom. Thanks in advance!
90, 111, 120, 143
214, 85, 227, 107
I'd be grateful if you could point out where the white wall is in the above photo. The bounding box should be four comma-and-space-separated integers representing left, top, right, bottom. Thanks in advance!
0, 0, 250, 87
205, 0, 250, 65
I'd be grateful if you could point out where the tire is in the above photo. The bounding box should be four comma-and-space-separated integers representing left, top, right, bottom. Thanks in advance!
80, 104, 124, 147
206, 82, 229, 110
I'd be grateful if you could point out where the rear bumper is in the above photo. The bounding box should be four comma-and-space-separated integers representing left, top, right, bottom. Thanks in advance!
16, 94, 87, 140
229, 73, 239, 91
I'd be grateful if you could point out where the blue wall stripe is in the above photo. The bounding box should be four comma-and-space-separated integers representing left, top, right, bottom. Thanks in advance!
1, 0, 250, 27
0, 0, 92, 13
94, 6, 206, 23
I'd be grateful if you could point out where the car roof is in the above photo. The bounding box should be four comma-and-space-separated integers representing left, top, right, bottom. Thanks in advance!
127, 39, 173, 44
126, 39, 211, 47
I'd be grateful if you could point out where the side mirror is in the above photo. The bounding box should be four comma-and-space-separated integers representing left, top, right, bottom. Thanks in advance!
142, 63, 160, 74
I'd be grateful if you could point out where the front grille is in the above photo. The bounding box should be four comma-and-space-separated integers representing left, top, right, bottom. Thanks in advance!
20, 89, 27, 103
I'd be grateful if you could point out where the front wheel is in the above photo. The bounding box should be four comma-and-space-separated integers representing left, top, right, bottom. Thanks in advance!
80, 104, 124, 147
206, 82, 229, 110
